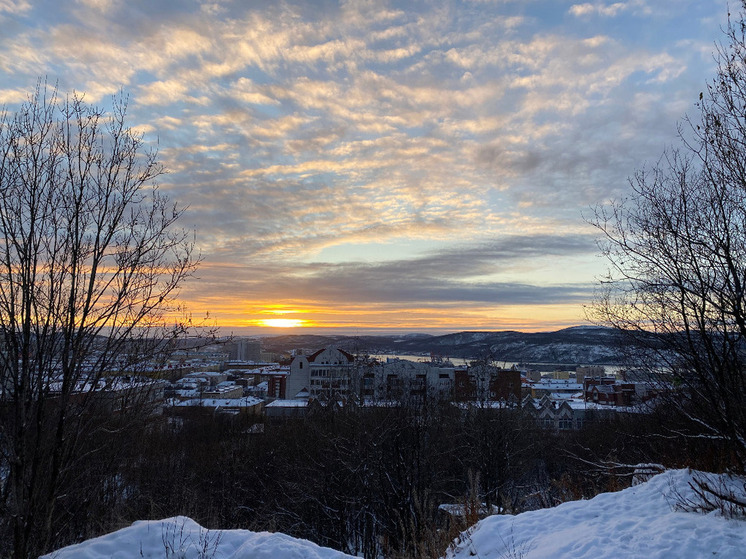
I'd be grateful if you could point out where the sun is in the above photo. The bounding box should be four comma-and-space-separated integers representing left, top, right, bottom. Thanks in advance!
261, 318, 305, 328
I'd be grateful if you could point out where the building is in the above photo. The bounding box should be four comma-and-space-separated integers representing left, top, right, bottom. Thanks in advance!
224, 365, 289, 400
48, 376, 168, 416
454, 365, 521, 402
488, 369, 522, 401
583, 376, 636, 406
576, 365, 606, 385
265, 399, 308, 418
285, 347, 526, 405
174, 395, 263, 416
202, 382, 243, 399
366, 358, 455, 402
530, 378, 583, 399
222, 338, 261, 362
287, 347, 355, 399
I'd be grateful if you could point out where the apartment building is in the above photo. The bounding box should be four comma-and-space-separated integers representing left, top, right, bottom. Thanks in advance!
287, 347, 355, 399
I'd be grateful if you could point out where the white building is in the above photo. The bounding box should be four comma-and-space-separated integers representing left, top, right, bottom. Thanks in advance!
286, 347, 355, 399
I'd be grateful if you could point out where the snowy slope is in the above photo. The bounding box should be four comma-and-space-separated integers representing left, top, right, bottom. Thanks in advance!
42, 516, 356, 559
446, 469, 746, 559
42, 470, 746, 559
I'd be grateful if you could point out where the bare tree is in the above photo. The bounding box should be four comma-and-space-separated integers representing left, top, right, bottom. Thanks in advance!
0, 83, 197, 558
589, 5, 746, 472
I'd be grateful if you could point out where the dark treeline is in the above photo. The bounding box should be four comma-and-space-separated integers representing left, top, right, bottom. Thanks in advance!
33, 399, 736, 559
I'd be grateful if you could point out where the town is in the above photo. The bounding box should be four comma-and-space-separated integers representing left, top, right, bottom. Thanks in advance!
88, 337, 663, 429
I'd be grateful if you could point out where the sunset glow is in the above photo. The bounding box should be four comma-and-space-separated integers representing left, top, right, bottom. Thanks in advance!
261, 318, 306, 328
0, 0, 728, 334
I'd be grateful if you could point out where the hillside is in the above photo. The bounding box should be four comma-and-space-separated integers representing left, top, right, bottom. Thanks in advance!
446, 468, 745, 559
42, 516, 356, 559
43, 469, 746, 559
261, 326, 634, 364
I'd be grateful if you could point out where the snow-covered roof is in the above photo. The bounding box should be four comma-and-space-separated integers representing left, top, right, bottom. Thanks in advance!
184, 370, 224, 378
534, 381, 583, 390
48, 376, 165, 394
175, 397, 262, 408
265, 399, 308, 408
591, 384, 617, 393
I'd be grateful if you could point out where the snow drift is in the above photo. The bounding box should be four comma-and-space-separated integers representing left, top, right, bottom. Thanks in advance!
43, 469, 746, 559
446, 468, 746, 559
41, 516, 356, 559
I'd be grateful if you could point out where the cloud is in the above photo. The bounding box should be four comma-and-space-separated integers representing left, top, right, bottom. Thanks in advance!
0, 34, 50, 75
0, 87, 28, 103
0, 0, 728, 330
568, 1, 651, 18
191, 234, 597, 304
0, 0, 30, 15
137, 79, 191, 106
74, 0, 114, 13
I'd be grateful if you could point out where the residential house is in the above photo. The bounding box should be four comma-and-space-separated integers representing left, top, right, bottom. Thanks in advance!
583, 376, 638, 406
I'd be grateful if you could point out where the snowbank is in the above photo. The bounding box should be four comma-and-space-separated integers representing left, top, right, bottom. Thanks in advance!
42, 469, 746, 559
446, 468, 746, 559
42, 516, 356, 559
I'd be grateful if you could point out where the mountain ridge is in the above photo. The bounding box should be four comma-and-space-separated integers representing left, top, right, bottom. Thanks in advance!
259, 326, 632, 365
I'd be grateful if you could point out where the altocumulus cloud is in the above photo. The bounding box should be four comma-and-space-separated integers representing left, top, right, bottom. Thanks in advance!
0, 0, 729, 330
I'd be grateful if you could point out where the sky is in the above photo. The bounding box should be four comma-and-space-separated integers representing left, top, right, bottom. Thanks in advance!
0, 0, 730, 334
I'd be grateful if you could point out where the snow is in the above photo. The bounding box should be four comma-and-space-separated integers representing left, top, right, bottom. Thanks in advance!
265, 399, 308, 408
42, 469, 746, 559
446, 468, 746, 559
174, 396, 263, 408
42, 516, 355, 559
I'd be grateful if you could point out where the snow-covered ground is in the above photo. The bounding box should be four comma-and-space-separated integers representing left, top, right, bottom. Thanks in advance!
43, 469, 746, 559
42, 516, 356, 559
446, 468, 746, 559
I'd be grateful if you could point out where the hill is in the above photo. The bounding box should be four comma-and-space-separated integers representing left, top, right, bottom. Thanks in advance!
446, 468, 745, 559
43, 469, 746, 558
261, 326, 633, 364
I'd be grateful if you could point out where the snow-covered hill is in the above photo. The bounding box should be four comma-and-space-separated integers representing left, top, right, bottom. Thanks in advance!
43, 469, 746, 559
262, 326, 636, 364
41, 516, 356, 559
446, 468, 746, 559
